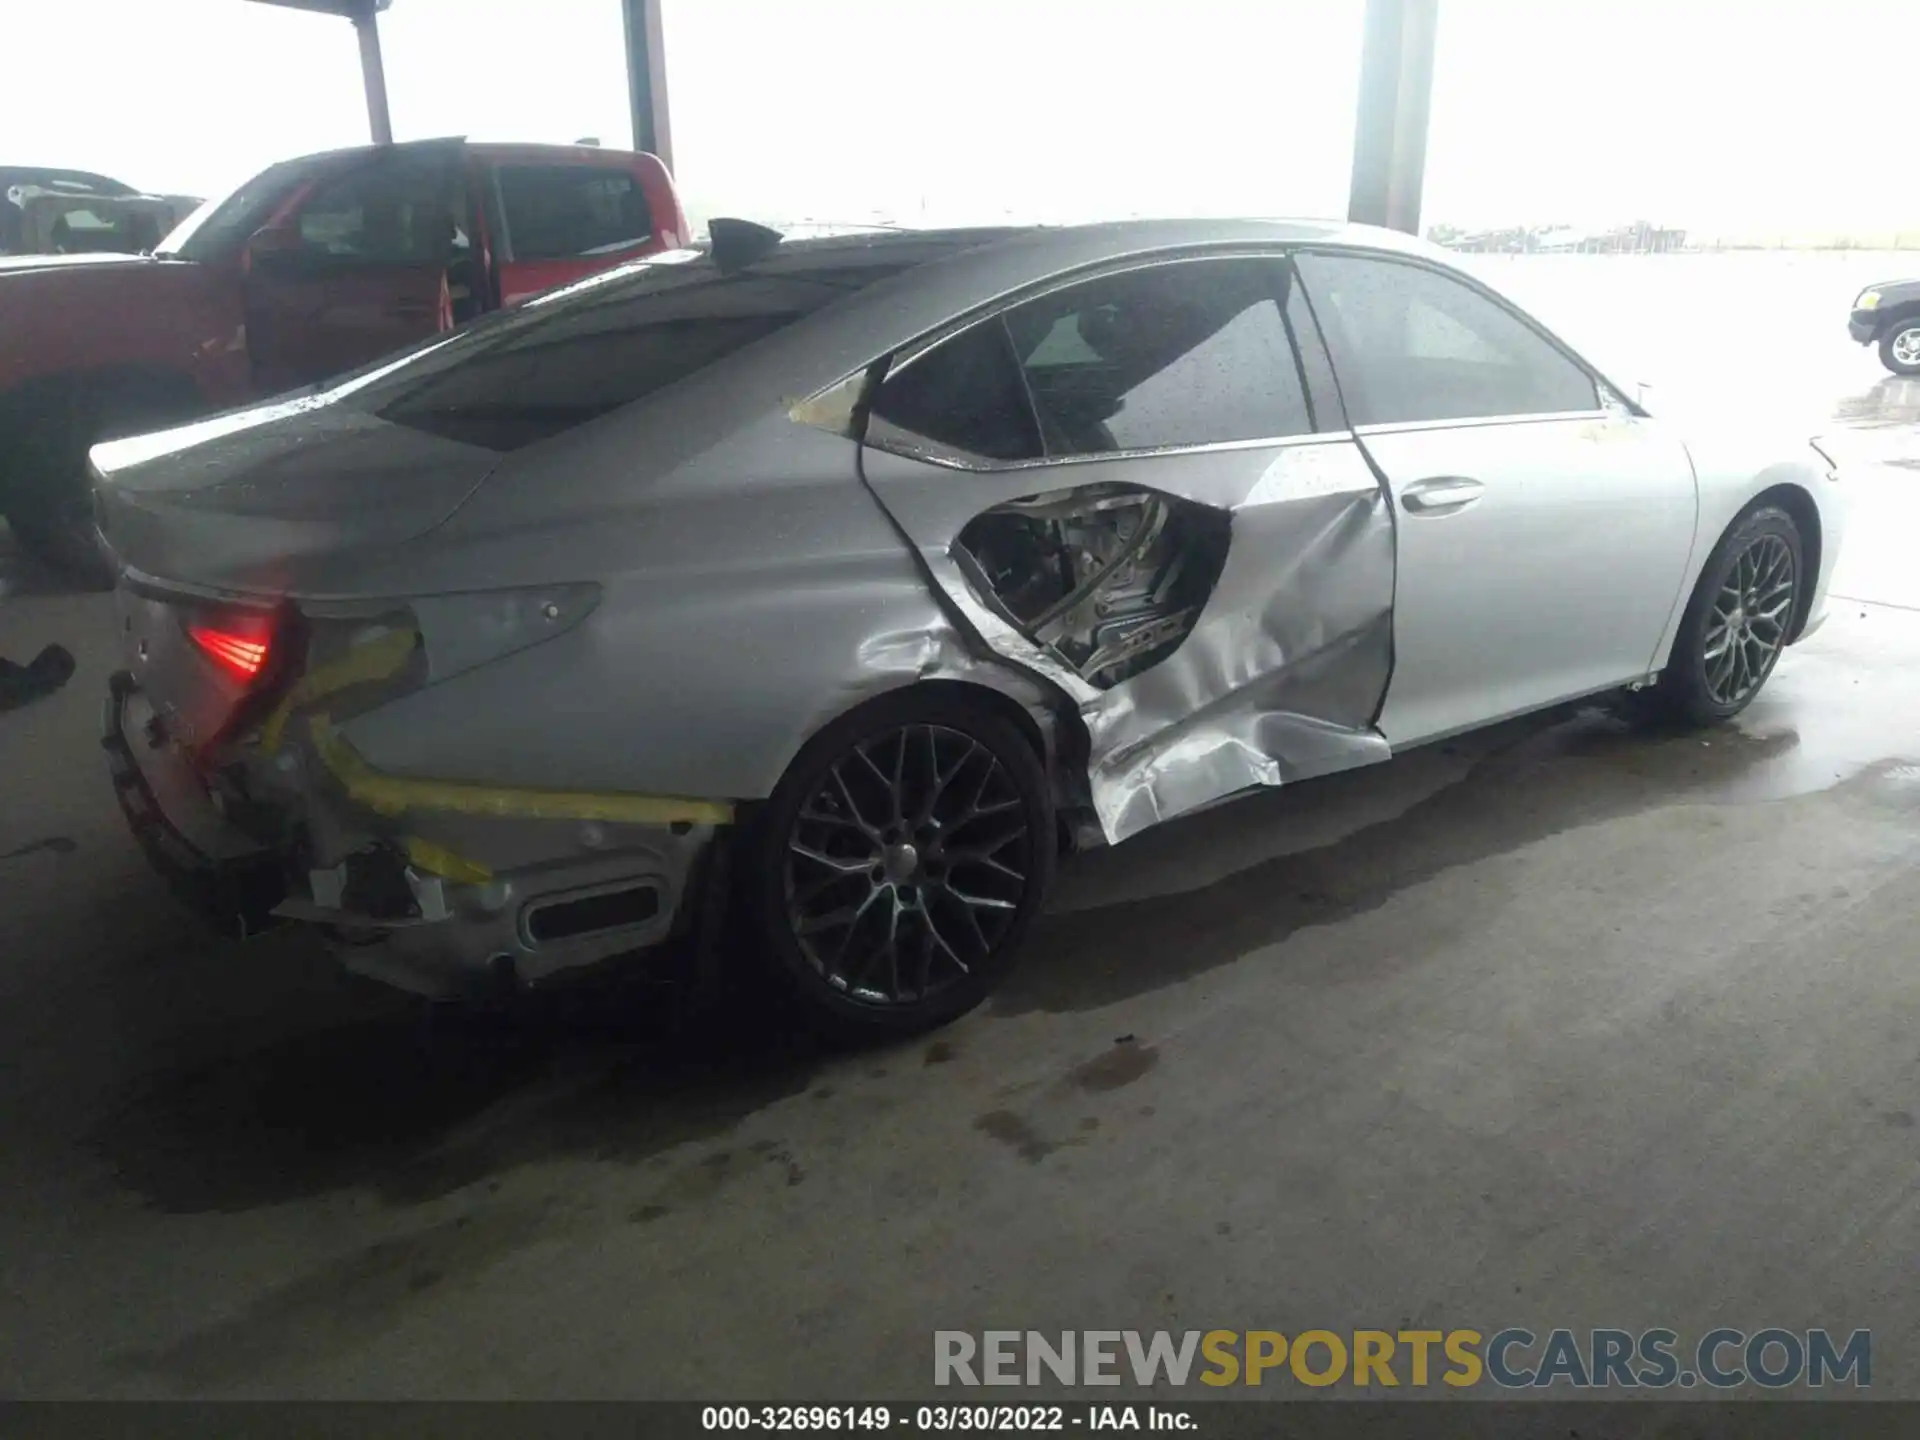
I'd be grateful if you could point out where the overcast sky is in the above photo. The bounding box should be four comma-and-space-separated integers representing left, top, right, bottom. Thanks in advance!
5, 0, 1916, 240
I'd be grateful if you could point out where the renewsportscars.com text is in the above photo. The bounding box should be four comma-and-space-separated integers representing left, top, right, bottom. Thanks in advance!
934, 1328, 1870, 1390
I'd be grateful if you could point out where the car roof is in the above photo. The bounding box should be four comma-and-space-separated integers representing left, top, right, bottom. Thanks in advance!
754, 216, 1450, 266
495, 217, 1478, 429
0, 165, 137, 197
276, 138, 659, 169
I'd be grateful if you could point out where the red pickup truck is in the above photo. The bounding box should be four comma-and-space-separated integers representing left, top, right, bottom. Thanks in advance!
0, 138, 686, 580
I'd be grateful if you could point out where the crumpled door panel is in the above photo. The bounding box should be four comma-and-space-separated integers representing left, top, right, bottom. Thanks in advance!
954, 482, 1231, 691
859, 437, 1396, 842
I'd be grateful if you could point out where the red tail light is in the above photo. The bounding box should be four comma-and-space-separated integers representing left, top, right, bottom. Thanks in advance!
189, 622, 272, 681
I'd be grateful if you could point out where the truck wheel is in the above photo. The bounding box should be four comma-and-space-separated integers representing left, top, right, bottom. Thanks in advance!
1880, 319, 1920, 377
2, 378, 195, 590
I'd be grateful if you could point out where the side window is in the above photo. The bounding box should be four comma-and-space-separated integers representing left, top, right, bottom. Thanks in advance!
1295, 252, 1599, 426
867, 256, 1315, 466
296, 158, 455, 266
1003, 258, 1313, 455
496, 165, 653, 260
868, 319, 1043, 463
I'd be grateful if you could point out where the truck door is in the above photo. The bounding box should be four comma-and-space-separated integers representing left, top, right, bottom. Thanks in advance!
486, 156, 676, 307
245, 141, 472, 392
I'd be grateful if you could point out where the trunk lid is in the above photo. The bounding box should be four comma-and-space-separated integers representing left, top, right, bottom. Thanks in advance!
92, 384, 504, 595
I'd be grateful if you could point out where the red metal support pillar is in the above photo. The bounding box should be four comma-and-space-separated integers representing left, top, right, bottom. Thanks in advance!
1347, 0, 1439, 235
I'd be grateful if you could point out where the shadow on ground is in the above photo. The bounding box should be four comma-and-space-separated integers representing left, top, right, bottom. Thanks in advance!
998, 706, 1802, 1014
83, 701, 1810, 1223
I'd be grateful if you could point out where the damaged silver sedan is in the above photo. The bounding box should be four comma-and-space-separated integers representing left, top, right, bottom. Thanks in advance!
93, 219, 1845, 1036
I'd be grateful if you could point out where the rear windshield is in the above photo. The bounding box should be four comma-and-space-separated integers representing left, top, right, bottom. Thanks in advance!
357, 242, 952, 451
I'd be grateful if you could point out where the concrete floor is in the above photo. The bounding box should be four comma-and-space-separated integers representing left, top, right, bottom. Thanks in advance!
3, 288, 1920, 1398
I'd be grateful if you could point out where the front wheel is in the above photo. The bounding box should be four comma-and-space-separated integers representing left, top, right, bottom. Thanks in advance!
1880, 319, 1920, 376
1652, 504, 1803, 725
741, 687, 1056, 1041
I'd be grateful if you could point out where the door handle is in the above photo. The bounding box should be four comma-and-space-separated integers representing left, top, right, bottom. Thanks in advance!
1401, 476, 1486, 514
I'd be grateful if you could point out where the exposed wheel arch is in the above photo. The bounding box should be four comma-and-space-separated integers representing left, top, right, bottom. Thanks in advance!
908, 677, 1054, 766
761, 674, 1089, 850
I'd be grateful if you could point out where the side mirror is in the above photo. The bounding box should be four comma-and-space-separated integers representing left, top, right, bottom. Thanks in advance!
244, 224, 307, 275
1634, 380, 1656, 410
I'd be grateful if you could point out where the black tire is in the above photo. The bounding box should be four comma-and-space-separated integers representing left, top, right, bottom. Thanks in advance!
2, 378, 196, 589
1879, 317, 1920, 377
740, 686, 1056, 1041
1652, 504, 1803, 725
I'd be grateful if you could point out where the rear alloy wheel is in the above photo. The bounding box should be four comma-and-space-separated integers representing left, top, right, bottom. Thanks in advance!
1881, 321, 1920, 377
745, 688, 1054, 1039
1654, 505, 1803, 724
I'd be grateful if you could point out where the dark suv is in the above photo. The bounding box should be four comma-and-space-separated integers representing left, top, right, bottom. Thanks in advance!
1848, 278, 1920, 376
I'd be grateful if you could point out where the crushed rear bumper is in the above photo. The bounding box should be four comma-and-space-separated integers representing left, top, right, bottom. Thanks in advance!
103, 669, 720, 999
101, 670, 287, 937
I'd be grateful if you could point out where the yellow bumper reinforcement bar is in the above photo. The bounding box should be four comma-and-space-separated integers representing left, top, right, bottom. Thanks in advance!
309, 715, 735, 827
261, 627, 421, 754
401, 836, 495, 884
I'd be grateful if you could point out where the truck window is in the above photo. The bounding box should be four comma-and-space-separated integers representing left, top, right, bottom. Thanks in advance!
155, 159, 316, 262
295, 157, 458, 265
496, 165, 653, 260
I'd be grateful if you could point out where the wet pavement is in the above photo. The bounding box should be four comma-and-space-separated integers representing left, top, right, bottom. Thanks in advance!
2, 253, 1919, 1399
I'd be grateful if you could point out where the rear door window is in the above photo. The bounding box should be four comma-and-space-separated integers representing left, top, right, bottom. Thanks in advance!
867, 320, 1044, 463
1295, 251, 1600, 425
868, 255, 1318, 466
1005, 258, 1314, 455
496, 165, 654, 260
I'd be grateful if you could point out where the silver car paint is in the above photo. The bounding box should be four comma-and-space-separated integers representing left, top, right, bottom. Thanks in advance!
1359, 409, 1700, 747
90, 217, 1846, 992
1660, 425, 1845, 658
95, 218, 1417, 815
862, 434, 1395, 841
335, 420, 1065, 801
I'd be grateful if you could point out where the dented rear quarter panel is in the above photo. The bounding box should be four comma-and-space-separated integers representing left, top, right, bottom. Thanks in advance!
331, 420, 1051, 802
90, 222, 1452, 823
